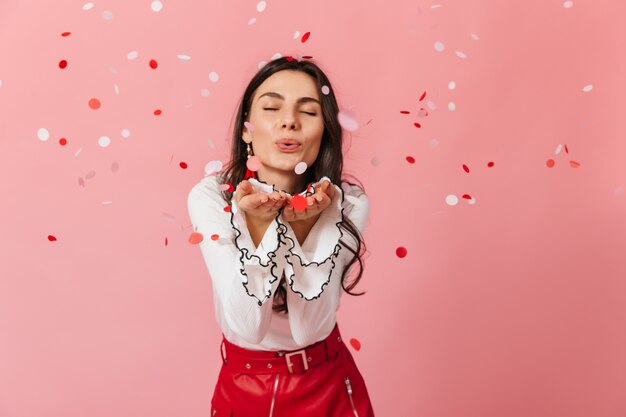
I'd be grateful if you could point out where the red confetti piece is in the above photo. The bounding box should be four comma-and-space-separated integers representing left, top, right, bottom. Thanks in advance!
546, 159, 555, 168
88, 98, 101, 109
291, 194, 308, 211
569, 160, 581, 168
286, 56, 294, 62
301, 55, 313, 59
224, 182, 234, 192
165, 237, 168, 246
223, 205, 231, 213
487, 161, 494, 167
154, 109, 162, 115
406, 156, 415, 164
59, 138, 67, 146
211, 234, 219, 241
59, 60, 68, 69
396, 246, 407, 258
61, 32, 71, 37
419, 91, 427, 101
366, 118, 373, 125
301, 31, 311, 43
149, 59, 158, 69
48, 235, 57, 241
400, 110, 410, 114
462, 164, 470, 173
564, 144, 569, 154
349, 338, 361, 351
462, 194, 472, 199
179, 162, 188, 169
413, 122, 421, 128
188, 232, 204, 245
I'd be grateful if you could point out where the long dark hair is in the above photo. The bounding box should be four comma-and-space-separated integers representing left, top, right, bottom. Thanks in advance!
217, 56, 368, 314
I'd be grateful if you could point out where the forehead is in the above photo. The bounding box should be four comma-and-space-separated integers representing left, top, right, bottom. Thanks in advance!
254, 70, 319, 101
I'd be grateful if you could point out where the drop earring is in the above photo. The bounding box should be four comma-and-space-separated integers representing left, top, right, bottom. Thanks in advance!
244, 141, 257, 181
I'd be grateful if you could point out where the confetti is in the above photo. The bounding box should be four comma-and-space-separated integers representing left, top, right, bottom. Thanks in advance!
419, 91, 427, 101
406, 156, 415, 164
462, 164, 470, 173
59, 138, 67, 146
177, 54, 191, 61
293, 30, 300, 39
47, 235, 58, 242
98, 136, 111, 147
294, 161, 307, 175
244, 121, 254, 132
209, 71, 219, 82
37, 128, 50, 141
448, 102, 456, 111
256, 1, 266, 12
546, 159, 556, 168
102, 10, 114, 20
127, 51, 139, 60
204, 160, 223, 175
448, 81, 456, 90
582, 84, 593, 92
82, 2, 94, 11
248, 17, 256, 25
151, 1, 164, 12
349, 338, 361, 351
121, 129, 130, 138
400, 110, 410, 114
211, 234, 219, 241
165, 237, 168, 246
455, 51, 467, 59
445, 194, 459, 206
188, 232, 204, 245
396, 247, 407, 258
291, 194, 308, 211
337, 109, 359, 131
321, 85, 330, 95
88, 98, 101, 109
180, 162, 188, 169
153, 109, 162, 115
487, 161, 494, 167
61, 32, 71, 37
149, 59, 158, 69
413, 122, 421, 128
434, 41, 445, 52
563, 1, 573, 8
569, 160, 581, 168
59, 60, 68, 69
247, 155, 262, 171
301, 31, 311, 43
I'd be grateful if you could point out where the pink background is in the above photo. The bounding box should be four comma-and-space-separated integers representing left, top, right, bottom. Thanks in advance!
1, 0, 626, 416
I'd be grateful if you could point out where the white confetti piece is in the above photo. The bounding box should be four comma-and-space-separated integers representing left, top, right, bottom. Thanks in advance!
555, 144, 563, 154
121, 129, 130, 138
563, 1, 573, 8
82, 2, 94, 10
321, 85, 330, 95
258, 61, 267, 69
448, 81, 456, 90
256, 1, 267, 12
248, 17, 257, 25
101, 201, 113, 205
429, 138, 439, 148
431, 4, 442, 8
209, 71, 219, 82
204, 160, 223, 176
434, 41, 445, 52
582, 84, 593, 92
427, 100, 437, 110
98, 136, 111, 147
127, 50, 139, 60
114, 84, 120, 94
208, 137, 216, 149
293, 30, 300, 39
151, 1, 163, 12
37, 128, 50, 141
338, 110, 359, 131
448, 102, 456, 111
271, 53, 282, 60
0, 80, 3, 88
74, 147, 82, 157
455, 51, 467, 59
102, 10, 114, 20
177, 54, 191, 61
200, 89, 210, 97
445, 194, 458, 206
470, 33, 480, 41
294, 161, 307, 175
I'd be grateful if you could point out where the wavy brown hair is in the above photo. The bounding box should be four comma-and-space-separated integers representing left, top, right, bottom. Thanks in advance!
217, 56, 368, 314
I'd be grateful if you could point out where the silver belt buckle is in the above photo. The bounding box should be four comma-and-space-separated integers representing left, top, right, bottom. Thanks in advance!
285, 349, 308, 374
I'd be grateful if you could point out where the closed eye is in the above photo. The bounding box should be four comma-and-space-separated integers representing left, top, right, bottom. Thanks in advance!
263, 108, 317, 116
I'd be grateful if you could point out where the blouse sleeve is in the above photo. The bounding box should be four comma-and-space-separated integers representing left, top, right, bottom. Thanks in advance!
187, 175, 287, 344
278, 177, 370, 346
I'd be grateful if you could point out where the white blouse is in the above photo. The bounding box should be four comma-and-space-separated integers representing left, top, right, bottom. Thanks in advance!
187, 174, 370, 351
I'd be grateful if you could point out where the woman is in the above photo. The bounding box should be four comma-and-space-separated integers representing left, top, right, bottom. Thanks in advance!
187, 56, 374, 417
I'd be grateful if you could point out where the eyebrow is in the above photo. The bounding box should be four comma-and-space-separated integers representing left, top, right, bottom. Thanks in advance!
257, 91, 320, 105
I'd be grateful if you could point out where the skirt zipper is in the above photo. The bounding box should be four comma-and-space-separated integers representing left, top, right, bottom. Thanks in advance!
269, 373, 280, 417
345, 376, 360, 417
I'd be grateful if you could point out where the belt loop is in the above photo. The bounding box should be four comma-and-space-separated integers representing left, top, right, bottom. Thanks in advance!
220, 338, 227, 364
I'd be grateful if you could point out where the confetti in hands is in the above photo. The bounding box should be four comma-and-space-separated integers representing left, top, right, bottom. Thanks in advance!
282, 179, 335, 223
234, 180, 289, 223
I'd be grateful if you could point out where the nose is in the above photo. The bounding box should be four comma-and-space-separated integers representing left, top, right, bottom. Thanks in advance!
281, 109, 299, 130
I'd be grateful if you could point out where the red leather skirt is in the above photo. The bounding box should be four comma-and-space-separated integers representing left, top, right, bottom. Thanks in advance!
210, 322, 375, 417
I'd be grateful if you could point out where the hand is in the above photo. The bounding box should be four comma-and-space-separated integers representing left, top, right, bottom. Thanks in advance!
234, 180, 289, 223
282, 179, 335, 223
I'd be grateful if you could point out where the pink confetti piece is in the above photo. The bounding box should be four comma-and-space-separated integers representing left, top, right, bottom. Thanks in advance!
337, 109, 359, 131
244, 121, 254, 132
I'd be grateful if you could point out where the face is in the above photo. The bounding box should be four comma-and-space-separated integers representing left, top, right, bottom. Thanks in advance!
242, 70, 324, 185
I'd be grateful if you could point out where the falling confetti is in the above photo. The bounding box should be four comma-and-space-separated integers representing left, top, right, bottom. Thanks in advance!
406, 156, 415, 164
177, 54, 191, 61
321, 85, 330, 95
400, 110, 410, 114
301, 31, 311, 43
294, 161, 307, 175
582, 84, 593, 92
211, 234, 219, 241
88, 98, 101, 109
59, 60, 68, 69
563, 1, 574, 8
209, 71, 219, 82
349, 338, 361, 351
434, 41, 445, 52
246, 155, 262, 172
121, 129, 130, 138
448, 102, 456, 111
337, 110, 359, 131
445, 194, 459, 206
61, 32, 71, 37
293, 30, 300, 39
154, 109, 162, 115
48, 235, 57, 241
413, 122, 421, 128
98, 136, 111, 147
569, 160, 581, 168
165, 237, 168, 246
127, 51, 138, 60
189, 232, 204, 245
396, 247, 407, 258
59, 138, 67, 146
82, 3, 94, 11
149, 59, 158, 69
462, 164, 470, 173
151, 1, 164, 12
179, 162, 188, 169
256, 1, 267, 12
448, 81, 456, 90
38, 128, 50, 141
204, 160, 223, 175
